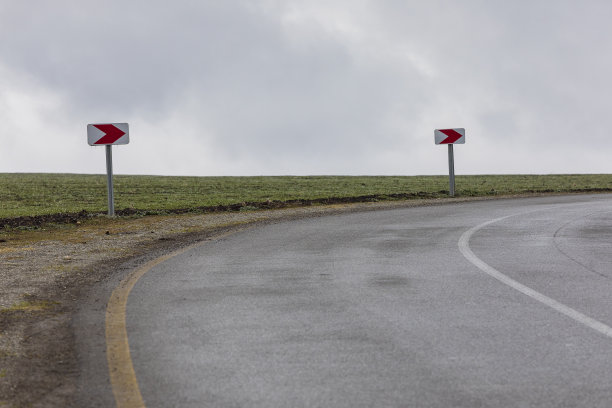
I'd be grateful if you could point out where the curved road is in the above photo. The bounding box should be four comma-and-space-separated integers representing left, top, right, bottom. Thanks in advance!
78, 194, 612, 407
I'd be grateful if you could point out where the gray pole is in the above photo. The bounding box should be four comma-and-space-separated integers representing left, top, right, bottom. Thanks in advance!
448, 144, 455, 197
105, 145, 115, 216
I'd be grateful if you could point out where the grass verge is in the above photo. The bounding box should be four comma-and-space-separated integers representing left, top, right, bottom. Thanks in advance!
1, 174, 612, 228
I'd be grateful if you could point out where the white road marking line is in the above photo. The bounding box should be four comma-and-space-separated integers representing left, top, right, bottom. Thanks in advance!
458, 215, 612, 339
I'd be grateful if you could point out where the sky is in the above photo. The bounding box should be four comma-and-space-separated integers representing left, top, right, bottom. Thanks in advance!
1, 0, 611, 176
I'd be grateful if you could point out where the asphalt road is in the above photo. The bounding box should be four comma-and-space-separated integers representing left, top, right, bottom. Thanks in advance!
78, 194, 612, 407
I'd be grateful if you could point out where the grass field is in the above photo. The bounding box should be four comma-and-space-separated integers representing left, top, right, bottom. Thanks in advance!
1, 173, 612, 219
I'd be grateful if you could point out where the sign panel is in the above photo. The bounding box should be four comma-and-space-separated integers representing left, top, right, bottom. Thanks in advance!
434, 128, 465, 145
87, 123, 129, 146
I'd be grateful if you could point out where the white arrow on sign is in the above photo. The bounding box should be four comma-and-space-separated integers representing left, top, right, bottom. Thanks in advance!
87, 123, 129, 146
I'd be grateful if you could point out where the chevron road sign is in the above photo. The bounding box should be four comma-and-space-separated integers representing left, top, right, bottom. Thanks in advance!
87, 123, 129, 146
434, 128, 465, 145
434, 127, 465, 197
87, 123, 130, 216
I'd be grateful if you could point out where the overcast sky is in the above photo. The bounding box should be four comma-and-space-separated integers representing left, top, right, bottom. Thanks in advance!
1, 0, 611, 176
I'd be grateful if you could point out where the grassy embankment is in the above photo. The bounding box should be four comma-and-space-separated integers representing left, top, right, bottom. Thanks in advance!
1, 173, 612, 221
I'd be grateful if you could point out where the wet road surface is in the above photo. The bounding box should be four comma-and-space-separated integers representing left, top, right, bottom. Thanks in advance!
78, 195, 612, 407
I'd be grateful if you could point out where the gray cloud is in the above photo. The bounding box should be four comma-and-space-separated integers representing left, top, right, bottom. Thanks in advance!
1, 0, 611, 175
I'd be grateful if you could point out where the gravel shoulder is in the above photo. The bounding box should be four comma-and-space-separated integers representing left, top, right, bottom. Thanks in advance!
0, 195, 558, 407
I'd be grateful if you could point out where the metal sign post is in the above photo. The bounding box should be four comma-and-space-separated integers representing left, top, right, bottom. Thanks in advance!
105, 145, 115, 216
88, 123, 129, 217
434, 128, 465, 197
448, 144, 455, 197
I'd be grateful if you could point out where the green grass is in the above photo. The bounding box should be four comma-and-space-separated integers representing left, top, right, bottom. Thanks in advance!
1, 173, 612, 219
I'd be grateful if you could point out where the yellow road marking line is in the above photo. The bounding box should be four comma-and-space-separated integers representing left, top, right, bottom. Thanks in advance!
105, 230, 243, 408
